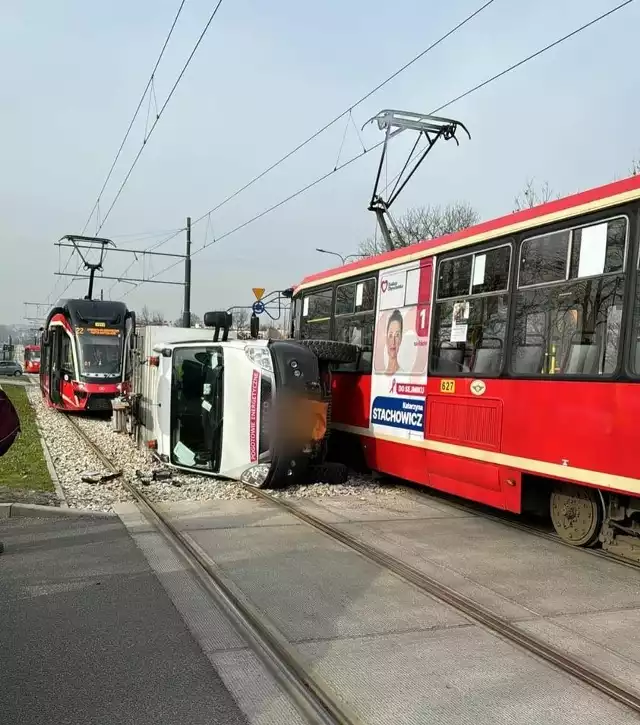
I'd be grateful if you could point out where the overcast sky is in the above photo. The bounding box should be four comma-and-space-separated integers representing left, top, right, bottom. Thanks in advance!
1, 0, 638, 325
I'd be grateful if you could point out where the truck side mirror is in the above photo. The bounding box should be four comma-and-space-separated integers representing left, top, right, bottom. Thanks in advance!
204, 311, 232, 342
250, 313, 259, 339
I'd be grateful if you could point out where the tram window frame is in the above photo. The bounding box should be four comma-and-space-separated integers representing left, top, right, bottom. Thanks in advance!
624, 214, 640, 378
333, 277, 377, 372
510, 215, 629, 379
291, 297, 303, 338
430, 242, 513, 377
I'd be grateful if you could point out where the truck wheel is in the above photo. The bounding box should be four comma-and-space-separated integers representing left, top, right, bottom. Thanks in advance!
297, 339, 358, 364
308, 461, 349, 485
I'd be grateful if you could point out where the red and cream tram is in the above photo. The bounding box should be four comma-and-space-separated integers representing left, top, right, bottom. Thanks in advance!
40, 298, 134, 412
291, 174, 640, 555
23, 344, 41, 374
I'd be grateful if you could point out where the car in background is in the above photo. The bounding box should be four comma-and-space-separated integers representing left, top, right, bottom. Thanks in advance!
0, 361, 23, 377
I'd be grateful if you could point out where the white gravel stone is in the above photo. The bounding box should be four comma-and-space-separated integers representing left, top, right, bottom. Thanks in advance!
28, 388, 396, 512
27, 389, 133, 512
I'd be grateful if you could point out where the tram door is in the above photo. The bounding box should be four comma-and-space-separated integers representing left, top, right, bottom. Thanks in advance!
48, 327, 63, 406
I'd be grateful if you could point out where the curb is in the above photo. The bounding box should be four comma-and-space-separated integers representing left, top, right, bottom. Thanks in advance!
0, 503, 116, 519
34, 413, 68, 507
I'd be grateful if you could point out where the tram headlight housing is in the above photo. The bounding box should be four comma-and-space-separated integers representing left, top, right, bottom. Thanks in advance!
245, 345, 274, 373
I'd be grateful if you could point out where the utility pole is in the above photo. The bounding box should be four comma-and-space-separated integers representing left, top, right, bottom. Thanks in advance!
182, 216, 192, 328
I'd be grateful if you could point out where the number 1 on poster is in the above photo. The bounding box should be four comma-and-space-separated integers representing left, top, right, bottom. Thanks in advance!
417, 304, 430, 338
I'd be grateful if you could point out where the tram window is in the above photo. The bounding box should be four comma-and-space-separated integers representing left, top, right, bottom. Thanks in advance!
300, 289, 332, 340
61, 336, 73, 371
333, 278, 376, 372
438, 255, 472, 299
511, 275, 624, 376
335, 278, 375, 316
519, 230, 570, 287
471, 246, 511, 295
513, 215, 628, 377
335, 284, 355, 316
438, 245, 510, 300
568, 218, 626, 279
305, 290, 332, 319
431, 244, 512, 376
431, 295, 508, 374
50, 329, 60, 372
357, 279, 376, 312
334, 313, 375, 372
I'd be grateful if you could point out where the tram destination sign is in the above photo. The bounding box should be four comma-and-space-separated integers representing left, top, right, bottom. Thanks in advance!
75, 326, 120, 336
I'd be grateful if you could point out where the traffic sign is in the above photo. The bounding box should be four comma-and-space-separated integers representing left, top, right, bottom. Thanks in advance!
252, 300, 265, 315
252, 287, 265, 301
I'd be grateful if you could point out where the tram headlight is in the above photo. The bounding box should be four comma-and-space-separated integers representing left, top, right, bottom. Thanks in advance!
239, 463, 271, 487
245, 345, 274, 373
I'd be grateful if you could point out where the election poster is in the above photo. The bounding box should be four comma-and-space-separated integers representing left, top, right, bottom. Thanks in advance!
369, 259, 433, 442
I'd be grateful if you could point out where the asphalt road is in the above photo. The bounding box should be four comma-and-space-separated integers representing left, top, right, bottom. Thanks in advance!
0, 516, 250, 725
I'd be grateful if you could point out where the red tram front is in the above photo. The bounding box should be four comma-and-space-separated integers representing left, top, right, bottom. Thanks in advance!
24, 344, 41, 374
40, 299, 134, 412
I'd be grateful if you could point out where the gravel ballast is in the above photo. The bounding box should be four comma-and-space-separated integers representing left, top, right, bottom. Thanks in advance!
27, 389, 395, 513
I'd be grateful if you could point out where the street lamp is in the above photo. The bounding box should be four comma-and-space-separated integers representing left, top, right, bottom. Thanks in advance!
316, 248, 365, 265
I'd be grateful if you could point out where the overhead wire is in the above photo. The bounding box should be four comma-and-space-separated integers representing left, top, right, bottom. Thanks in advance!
187, 0, 498, 227
95, 0, 224, 235
72, 0, 223, 299
114, 0, 501, 266
104, 228, 186, 297
47, 0, 188, 304
80, 0, 188, 235
121, 0, 636, 298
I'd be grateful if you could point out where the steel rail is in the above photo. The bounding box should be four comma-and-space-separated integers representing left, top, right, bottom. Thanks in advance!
61, 414, 640, 715
63, 414, 362, 725
397, 485, 640, 572
245, 484, 640, 716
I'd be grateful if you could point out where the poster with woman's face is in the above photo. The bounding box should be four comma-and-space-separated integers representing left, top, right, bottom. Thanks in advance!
373, 305, 428, 376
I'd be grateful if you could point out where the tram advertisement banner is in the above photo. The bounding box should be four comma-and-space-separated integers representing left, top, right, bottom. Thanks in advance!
370, 259, 432, 441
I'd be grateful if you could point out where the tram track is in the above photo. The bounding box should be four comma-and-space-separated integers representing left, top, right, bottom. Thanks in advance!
63, 413, 640, 719
397, 483, 640, 572
63, 414, 362, 725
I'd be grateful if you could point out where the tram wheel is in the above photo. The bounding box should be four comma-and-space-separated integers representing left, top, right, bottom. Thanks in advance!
550, 483, 603, 547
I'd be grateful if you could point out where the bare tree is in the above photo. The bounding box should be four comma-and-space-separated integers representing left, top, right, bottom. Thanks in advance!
173, 313, 202, 327
513, 179, 559, 211
359, 202, 479, 257
233, 308, 249, 331
631, 158, 640, 176
138, 305, 165, 326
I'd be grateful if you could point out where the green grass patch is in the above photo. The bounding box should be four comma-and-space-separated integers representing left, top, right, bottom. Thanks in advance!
0, 385, 53, 491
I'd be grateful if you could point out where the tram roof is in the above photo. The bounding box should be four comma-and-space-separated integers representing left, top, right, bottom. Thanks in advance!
294, 173, 640, 294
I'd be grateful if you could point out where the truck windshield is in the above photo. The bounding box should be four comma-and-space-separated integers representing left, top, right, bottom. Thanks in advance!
79, 335, 122, 378
170, 346, 224, 473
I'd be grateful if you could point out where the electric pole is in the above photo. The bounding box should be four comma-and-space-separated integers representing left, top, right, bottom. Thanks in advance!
182, 217, 192, 328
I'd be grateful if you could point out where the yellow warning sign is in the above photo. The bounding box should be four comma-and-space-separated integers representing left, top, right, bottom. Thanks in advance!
252, 287, 265, 300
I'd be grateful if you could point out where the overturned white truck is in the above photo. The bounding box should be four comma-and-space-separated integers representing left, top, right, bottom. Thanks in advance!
127, 312, 357, 488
